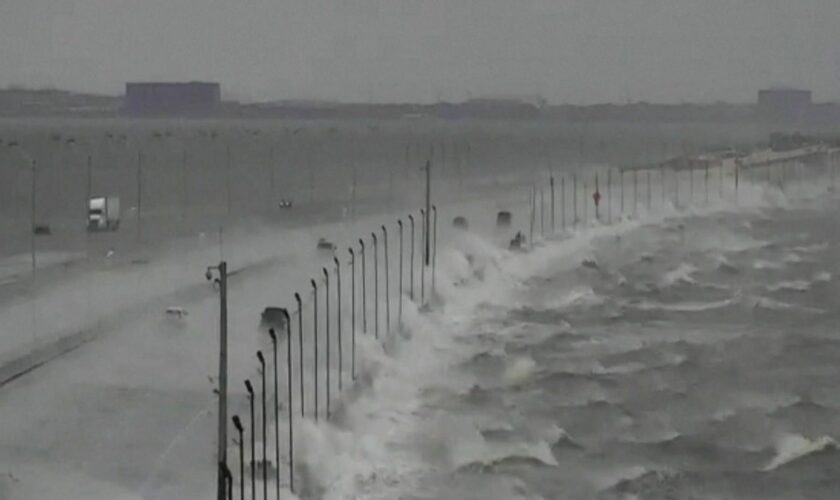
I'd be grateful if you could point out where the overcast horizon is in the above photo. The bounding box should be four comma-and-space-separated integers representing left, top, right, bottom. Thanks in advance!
2, 0, 839, 105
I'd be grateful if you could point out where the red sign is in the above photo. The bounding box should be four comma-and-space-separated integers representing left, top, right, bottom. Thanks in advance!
593, 191, 601, 206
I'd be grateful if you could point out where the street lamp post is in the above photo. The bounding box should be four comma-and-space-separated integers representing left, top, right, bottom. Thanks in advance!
244, 380, 256, 500
232, 416, 245, 500
334, 256, 343, 391
322, 267, 331, 419
267, 330, 280, 499
256, 352, 267, 500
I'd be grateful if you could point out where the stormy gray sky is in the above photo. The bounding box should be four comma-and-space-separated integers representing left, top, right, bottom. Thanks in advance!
1, 0, 838, 104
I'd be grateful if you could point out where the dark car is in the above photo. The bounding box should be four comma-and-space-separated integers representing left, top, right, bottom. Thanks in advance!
496, 211, 512, 228
452, 216, 469, 230
260, 307, 288, 331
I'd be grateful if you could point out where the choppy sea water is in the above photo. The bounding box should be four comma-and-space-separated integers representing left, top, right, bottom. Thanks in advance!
306, 188, 840, 500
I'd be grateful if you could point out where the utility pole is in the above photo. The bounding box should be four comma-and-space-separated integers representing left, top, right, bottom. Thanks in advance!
207, 262, 229, 500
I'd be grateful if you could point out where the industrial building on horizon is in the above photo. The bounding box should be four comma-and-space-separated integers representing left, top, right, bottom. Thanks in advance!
124, 81, 221, 116
757, 88, 812, 122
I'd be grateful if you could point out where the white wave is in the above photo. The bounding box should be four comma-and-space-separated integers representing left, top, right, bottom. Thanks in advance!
548, 286, 604, 310
632, 297, 734, 312
714, 254, 739, 272
593, 465, 652, 491
813, 271, 832, 283
766, 280, 811, 293
504, 356, 537, 386
451, 436, 559, 469
753, 259, 785, 270
793, 243, 828, 254
782, 252, 803, 264
752, 296, 824, 314
660, 263, 698, 287
762, 434, 837, 471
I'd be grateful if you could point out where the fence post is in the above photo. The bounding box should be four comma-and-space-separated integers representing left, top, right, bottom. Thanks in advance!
594, 173, 600, 221
372, 232, 379, 338
382, 226, 390, 335
633, 170, 638, 216
582, 179, 588, 224
689, 166, 694, 204
607, 169, 612, 223
704, 165, 710, 203
572, 173, 578, 225
661, 165, 666, 207
561, 176, 566, 230
310, 279, 318, 421
294, 294, 303, 418
334, 257, 342, 392
647, 170, 652, 210
620, 169, 625, 215
397, 220, 403, 327
539, 189, 545, 238
734, 162, 740, 203
322, 268, 331, 419
348, 249, 356, 380
408, 215, 415, 301
529, 187, 535, 246
550, 176, 556, 232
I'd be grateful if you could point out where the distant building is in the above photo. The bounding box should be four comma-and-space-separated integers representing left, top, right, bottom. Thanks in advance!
124, 82, 221, 115
757, 88, 812, 122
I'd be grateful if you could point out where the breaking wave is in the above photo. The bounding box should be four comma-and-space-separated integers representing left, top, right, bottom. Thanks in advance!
762, 434, 837, 471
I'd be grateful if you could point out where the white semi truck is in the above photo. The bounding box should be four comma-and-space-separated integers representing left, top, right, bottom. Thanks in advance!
87, 196, 120, 232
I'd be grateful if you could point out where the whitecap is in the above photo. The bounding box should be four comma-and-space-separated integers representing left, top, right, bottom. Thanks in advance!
753, 259, 784, 270
504, 356, 537, 386
762, 434, 837, 471
660, 263, 698, 287
752, 296, 823, 314
813, 271, 832, 283
766, 280, 811, 293
632, 297, 734, 312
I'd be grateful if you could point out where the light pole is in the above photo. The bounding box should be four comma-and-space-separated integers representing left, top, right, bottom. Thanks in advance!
349, 249, 356, 380
323, 267, 331, 419
267, 330, 280, 499
397, 220, 403, 327
256, 352, 267, 500
408, 215, 415, 300
294, 293, 304, 418
359, 239, 366, 334
381, 225, 389, 335
372, 232, 379, 339
244, 380, 255, 500
232, 416, 245, 500
310, 279, 319, 421
334, 257, 343, 391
